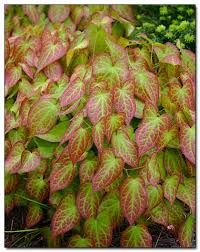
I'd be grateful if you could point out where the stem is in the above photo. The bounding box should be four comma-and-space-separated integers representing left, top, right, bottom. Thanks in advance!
14, 193, 50, 209
5, 228, 43, 233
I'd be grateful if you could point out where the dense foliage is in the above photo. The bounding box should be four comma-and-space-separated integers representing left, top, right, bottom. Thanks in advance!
5, 5, 195, 248
133, 5, 196, 52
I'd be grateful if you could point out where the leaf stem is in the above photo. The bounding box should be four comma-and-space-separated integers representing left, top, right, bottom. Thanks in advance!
14, 193, 50, 209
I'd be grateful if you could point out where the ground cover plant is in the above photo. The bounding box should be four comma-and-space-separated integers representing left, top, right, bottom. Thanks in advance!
5, 4, 195, 248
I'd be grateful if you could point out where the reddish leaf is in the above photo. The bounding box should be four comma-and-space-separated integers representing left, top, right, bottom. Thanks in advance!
92, 118, 105, 153
120, 177, 147, 224
77, 182, 103, 218
44, 61, 63, 82
79, 157, 98, 184
5, 173, 19, 194
26, 203, 43, 228
113, 80, 135, 125
23, 5, 40, 24
48, 5, 70, 23
147, 154, 161, 186
51, 193, 80, 237
178, 214, 195, 248
163, 175, 180, 205
87, 91, 113, 125
92, 148, 124, 191
19, 150, 41, 173
112, 128, 138, 167
5, 65, 22, 89
121, 224, 152, 248
105, 113, 125, 142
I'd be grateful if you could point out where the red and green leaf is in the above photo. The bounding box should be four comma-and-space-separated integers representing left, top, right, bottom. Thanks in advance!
23, 5, 40, 24
79, 157, 98, 184
163, 175, 180, 205
147, 154, 161, 186
92, 118, 105, 153
44, 61, 63, 82
150, 201, 168, 227
48, 5, 70, 23
146, 184, 163, 211
19, 150, 41, 173
178, 214, 195, 248
26, 203, 43, 228
105, 113, 125, 142
68, 235, 93, 248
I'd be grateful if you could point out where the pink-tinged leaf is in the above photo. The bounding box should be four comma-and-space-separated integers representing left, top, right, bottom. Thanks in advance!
113, 80, 135, 125
28, 98, 59, 135
19, 63, 35, 79
178, 214, 195, 248
26, 203, 43, 228
60, 78, 85, 107
169, 82, 194, 110
60, 111, 84, 144
51, 193, 80, 237
176, 177, 195, 214
92, 118, 105, 153
48, 5, 70, 23
112, 128, 138, 168
24, 49, 38, 67
132, 69, 159, 107
135, 103, 171, 156
163, 175, 180, 205
59, 100, 80, 116
164, 148, 183, 176
5, 142, 25, 174
5, 194, 15, 215
77, 182, 103, 218
185, 159, 195, 177
68, 235, 93, 248
105, 113, 125, 142
5, 173, 19, 194
26, 176, 49, 202
28, 159, 48, 177
44, 61, 63, 82
135, 98, 145, 119
92, 54, 129, 89
92, 148, 124, 191
5, 111, 19, 134
5, 39, 10, 61
68, 127, 92, 164
121, 224, 152, 248
181, 49, 195, 81
49, 160, 76, 193
150, 201, 168, 227
153, 42, 181, 65
5, 65, 22, 89
98, 190, 123, 228
5, 140, 12, 159
180, 124, 195, 164
84, 212, 112, 247
147, 154, 161, 186
146, 184, 163, 212
120, 177, 147, 224
36, 40, 67, 73
23, 5, 40, 24
87, 91, 113, 124
79, 157, 98, 184
18, 150, 41, 173
157, 125, 180, 150
19, 98, 31, 126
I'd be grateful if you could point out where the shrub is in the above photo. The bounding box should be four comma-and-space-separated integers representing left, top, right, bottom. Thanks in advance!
5, 5, 195, 248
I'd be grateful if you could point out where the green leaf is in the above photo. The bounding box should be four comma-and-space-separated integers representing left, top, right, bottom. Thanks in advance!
163, 175, 180, 205
68, 234, 93, 248
84, 212, 112, 247
147, 154, 161, 186
34, 137, 58, 159
120, 177, 147, 224
105, 113, 125, 142
25, 203, 43, 228
121, 224, 152, 248
150, 201, 168, 227
79, 157, 98, 184
19, 150, 41, 173
178, 215, 195, 248
5, 173, 19, 194
146, 184, 163, 212
51, 193, 80, 237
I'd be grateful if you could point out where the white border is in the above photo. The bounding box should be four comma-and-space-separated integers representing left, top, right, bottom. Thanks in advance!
1, 1, 199, 252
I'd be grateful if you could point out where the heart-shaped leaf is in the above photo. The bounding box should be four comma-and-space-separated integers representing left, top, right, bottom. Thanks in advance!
19, 150, 41, 173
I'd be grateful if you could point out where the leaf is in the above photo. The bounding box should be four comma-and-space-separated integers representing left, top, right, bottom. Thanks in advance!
150, 201, 168, 227
180, 124, 195, 164
44, 61, 63, 82
120, 177, 147, 224
164, 148, 184, 176
86, 91, 112, 125
92, 148, 124, 191
163, 175, 180, 205
5, 141, 25, 173
5, 194, 15, 215
105, 113, 125, 142
26, 175, 49, 202
84, 212, 112, 247
5, 65, 22, 90
28, 98, 59, 135
48, 5, 70, 23
34, 137, 58, 159
60, 78, 85, 107
178, 215, 195, 248
92, 118, 105, 153
112, 128, 138, 168
176, 177, 195, 214
68, 127, 92, 163
37, 120, 70, 142
181, 49, 195, 80
79, 157, 98, 184
157, 125, 180, 150
51, 193, 80, 237
146, 184, 163, 211
19, 150, 41, 173
121, 224, 152, 248
92, 54, 129, 89
98, 190, 122, 228
132, 69, 159, 107
5, 173, 19, 194
147, 154, 161, 186
26, 203, 43, 228
135, 103, 171, 156
60, 111, 84, 144
49, 160, 76, 193
77, 182, 103, 218
23, 5, 39, 24
68, 235, 93, 248
113, 80, 135, 125
36, 40, 67, 73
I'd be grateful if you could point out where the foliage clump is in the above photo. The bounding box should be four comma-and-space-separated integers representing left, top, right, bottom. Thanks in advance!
5, 4, 195, 248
